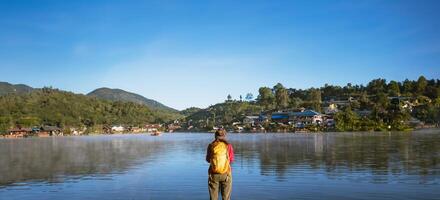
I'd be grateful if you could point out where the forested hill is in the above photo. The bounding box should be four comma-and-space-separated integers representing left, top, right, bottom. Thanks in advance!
0, 82, 178, 114
182, 76, 440, 132
88, 88, 178, 113
0, 82, 34, 96
0, 88, 179, 133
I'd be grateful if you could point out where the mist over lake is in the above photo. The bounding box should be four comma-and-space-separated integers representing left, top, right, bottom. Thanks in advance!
1, 131, 439, 200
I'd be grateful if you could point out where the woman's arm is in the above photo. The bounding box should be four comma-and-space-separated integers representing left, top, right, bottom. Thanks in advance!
228, 144, 234, 163
206, 144, 211, 163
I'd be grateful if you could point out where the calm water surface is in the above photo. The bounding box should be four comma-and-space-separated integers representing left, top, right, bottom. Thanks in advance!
0, 130, 439, 200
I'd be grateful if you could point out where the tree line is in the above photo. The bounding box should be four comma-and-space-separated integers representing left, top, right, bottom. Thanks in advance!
0, 88, 178, 134
184, 76, 440, 131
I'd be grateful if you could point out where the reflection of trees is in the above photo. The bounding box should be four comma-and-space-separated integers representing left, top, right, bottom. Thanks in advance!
232, 132, 440, 181
1, 132, 438, 186
0, 137, 171, 186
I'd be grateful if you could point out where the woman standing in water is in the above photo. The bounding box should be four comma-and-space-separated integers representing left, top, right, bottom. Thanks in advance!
206, 129, 235, 200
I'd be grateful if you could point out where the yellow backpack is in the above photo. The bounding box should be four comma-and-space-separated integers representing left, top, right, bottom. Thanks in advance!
210, 141, 230, 174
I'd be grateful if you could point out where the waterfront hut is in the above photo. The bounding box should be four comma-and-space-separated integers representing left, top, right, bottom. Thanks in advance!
7, 128, 32, 138
39, 126, 62, 137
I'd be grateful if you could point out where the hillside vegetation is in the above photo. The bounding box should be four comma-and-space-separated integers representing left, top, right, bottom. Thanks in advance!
0, 82, 34, 96
88, 87, 178, 113
183, 76, 440, 132
0, 88, 179, 133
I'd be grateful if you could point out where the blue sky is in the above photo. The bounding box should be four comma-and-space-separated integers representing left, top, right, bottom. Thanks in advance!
0, 0, 439, 110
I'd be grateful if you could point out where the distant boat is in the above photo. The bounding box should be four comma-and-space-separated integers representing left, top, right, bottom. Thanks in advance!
150, 130, 162, 136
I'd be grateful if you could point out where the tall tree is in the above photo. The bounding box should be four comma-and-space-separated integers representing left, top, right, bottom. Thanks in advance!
415, 75, 428, 95
367, 78, 387, 94
245, 93, 254, 101
375, 92, 389, 111
289, 97, 303, 109
387, 80, 400, 97
273, 83, 284, 92
402, 79, 413, 95
334, 106, 359, 131
307, 88, 322, 112
274, 84, 289, 109
257, 87, 275, 110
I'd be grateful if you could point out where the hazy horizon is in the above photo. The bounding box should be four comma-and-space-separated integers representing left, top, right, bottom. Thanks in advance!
1, 0, 439, 110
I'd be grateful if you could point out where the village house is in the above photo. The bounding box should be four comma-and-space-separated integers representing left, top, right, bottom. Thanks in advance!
6, 128, 32, 138
70, 127, 84, 135
127, 126, 143, 133
166, 120, 182, 132
271, 112, 290, 124
271, 109, 323, 126
323, 96, 357, 108
111, 125, 125, 132
39, 126, 63, 137
389, 96, 415, 111
145, 124, 162, 132
289, 110, 323, 125
167, 124, 181, 133
243, 116, 260, 126
323, 103, 339, 115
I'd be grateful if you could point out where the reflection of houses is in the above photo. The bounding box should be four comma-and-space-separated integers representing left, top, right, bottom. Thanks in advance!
39, 126, 63, 137
6, 128, 32, 138
314, 135, 324, 154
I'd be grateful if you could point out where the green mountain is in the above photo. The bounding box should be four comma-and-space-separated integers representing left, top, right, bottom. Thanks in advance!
87, 87, 178, 112
0, 82, 34, 96
0, 82, 178, 114
180, 107, 202, 116
0, 87, 174, 133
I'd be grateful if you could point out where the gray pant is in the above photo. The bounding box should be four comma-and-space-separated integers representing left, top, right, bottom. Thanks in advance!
208, 173, 232, 200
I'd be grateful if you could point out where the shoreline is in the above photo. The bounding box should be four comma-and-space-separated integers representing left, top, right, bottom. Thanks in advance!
2, 127, 439, 139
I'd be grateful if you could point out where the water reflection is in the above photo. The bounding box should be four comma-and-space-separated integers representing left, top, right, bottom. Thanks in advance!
231, 131, 440, 183
0, 135, 171, 186
0, 131, 439, 200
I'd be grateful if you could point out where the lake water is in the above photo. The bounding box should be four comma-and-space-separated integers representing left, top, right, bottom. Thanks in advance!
0, 130, 439, 200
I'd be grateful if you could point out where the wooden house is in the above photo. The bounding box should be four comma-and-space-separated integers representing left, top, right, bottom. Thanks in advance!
39, 126, 62, 136
6, 128, 32, 138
